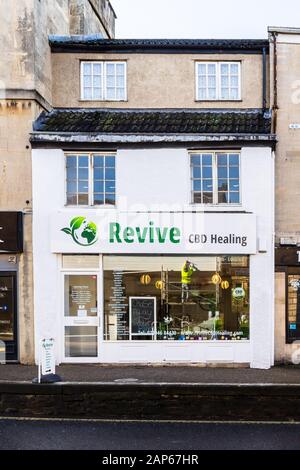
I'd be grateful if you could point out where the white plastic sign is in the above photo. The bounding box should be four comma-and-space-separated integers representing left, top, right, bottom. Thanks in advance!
39, 338, 55, 382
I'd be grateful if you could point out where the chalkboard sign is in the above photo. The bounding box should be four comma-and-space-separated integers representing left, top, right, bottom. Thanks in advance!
130, 297, 156, 337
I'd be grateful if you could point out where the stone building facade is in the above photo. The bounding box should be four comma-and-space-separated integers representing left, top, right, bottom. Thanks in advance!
0, 0, 115, 363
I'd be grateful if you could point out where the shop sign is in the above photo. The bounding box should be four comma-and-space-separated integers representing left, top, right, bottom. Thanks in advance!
51, 211, 257, 255
275, 247, 300, 267
0, 212, 23, 253
39, 338, 55, 382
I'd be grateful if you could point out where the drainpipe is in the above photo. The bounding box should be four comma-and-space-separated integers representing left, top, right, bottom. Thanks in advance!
262, 46, 267, 111
269, 31, 278, 134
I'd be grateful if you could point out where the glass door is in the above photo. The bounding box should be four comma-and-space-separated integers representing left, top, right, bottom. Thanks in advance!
0, 273, 17, 361
64, 274, 99, 360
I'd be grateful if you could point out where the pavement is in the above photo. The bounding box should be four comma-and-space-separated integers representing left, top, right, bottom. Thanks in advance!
1, 363, 300, 384
1, 418, 300, 450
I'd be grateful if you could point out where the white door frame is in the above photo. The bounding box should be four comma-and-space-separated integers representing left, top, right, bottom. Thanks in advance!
61, 260, 102, 363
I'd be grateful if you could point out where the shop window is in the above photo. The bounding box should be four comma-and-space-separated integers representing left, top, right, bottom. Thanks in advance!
191, 152, 240, 205
287, 273, 300, 342
196, 62, 241, 101
66, 153, 115, 206
103, 255, 250, 342
81, 61, 127, 101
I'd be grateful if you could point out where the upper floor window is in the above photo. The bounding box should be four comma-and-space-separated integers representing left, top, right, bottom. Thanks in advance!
196, 62, 241, 101
81, 61, 127, 101
66, 153, 116, 206
191, 152, 240, 205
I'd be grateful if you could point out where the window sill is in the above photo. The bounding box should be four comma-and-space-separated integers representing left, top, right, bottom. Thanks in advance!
79, 99, 128, 103
195, 99, 242, 103
64, 205, 116, 209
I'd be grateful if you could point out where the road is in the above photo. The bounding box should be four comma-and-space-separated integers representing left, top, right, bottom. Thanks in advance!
0, 419, 300, 450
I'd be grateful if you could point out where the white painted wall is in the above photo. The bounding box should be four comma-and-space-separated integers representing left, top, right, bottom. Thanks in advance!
32, 146, 274, 368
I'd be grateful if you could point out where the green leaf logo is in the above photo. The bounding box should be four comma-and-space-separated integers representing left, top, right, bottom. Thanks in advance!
61, 217, 98, 246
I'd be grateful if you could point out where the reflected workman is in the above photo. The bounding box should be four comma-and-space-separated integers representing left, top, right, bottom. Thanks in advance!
181, 260, 197, 303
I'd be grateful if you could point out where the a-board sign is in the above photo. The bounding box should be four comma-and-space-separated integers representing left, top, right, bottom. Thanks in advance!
130, 297, 156, 336
39, 338, 55, 381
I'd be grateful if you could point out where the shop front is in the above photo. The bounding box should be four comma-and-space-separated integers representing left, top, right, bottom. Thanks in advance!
0, 212, 23, 361
32, 209, 274, 367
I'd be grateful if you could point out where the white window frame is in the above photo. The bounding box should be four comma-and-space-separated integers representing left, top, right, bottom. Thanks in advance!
80, 61, 127, 101
195, 62, 241, 101
190, 151, 241, 206
65, 152, 116, 207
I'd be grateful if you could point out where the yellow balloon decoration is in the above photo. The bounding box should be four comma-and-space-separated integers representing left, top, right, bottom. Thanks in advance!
211, 273, 222, 285
140, 274, 151, 285
221, 280, 230, 290
155, 280, 163, 290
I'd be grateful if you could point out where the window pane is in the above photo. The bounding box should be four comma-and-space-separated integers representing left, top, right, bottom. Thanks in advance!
221, 63, 229, 75
116, 76, 125, 87
106, 75, 115, 87
94, 181, 104, 193
229, 167, 239, 178
218, 179, 228, 191
78, 168, 88, 180
67, 194, 77, 205
67, 181, 77, 193
229, 192, 240, 204
93, 63, 102, 75
94, 194, 104, 205
116, 88, 125, 100
83, 63, 92, 75
208, 64, 216, 75
202, 167, 212, 178
93, 88, 102, 100
221, 88, 229, 100
105, 168, 115, 180
230, 88, 239, 100
198, 64, 206, 75
231, 75, 239, 87
207, 76, 216, 87
203, 180, 213, 191
78, 156, 89, 167
106, 182, 115, 192
218, 167, 228, 178
84, 76, 92, 87
198, 76, 206, 87
230, 63, 239, 74
229, 180, 239, 191
94, 156, 104, 167
116, 63, 124, 75
221, 76, 229, 87
78, 181, 89, 192
202, 154, 212, 166
191, 155, 200, 165
193, 180, 201, 191
66, 156, 77, 167
193, 166, 201, 178
217, 154, 227, 166
106, 63, 115, 75
229, 154, 239, 166
105, 194, 116, 205
78, 194, 89, 205
193, 192, 202, 204
218, 192, 228, 203
106, 87, 115, 100
94, 167, 104, 179
105, 156, 115, 167
93, 75, 101, 87
198, 88, 207, 100
66, 167, 76, 180
83, 88, 92, 100
203, 192, 213, 203
208, 88, 216, 99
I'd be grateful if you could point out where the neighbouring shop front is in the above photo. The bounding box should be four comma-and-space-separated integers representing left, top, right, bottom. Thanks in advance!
0, 212, 23, 361
275, 246, 300, 344
32, 209, 276, 367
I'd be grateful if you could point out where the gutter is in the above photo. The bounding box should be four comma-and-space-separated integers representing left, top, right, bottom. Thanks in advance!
30, 132, 276, 144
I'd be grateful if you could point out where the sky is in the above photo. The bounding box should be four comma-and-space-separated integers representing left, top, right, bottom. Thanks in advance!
110, 0, 299, 39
